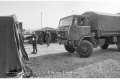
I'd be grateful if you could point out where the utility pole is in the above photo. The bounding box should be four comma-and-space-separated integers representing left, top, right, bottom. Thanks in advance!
41, 12, 42, 29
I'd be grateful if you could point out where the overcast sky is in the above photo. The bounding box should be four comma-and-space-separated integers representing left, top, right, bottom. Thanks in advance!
0, 1, 119, 30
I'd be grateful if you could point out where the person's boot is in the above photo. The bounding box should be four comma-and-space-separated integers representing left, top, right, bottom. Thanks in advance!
31, 52, 35, 54
34, 49, 37, 54
47, 44, 49, 47
46, 42, 49, 47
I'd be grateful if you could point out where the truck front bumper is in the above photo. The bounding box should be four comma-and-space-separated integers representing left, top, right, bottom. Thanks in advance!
57, 39, 78, 47
57, 39, 68, 44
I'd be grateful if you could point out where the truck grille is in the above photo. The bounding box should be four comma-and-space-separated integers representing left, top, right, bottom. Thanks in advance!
57, 31, 68, 40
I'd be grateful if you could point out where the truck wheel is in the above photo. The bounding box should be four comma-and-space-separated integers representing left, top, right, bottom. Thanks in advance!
64, 45, 75, 53
100, 43, 109, 49
117, 45, 120, 51
76, 40, 93, 58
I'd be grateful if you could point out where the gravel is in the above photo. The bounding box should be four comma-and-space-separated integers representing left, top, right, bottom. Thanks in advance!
24, 43, 120, 78
46, 59, 120, 78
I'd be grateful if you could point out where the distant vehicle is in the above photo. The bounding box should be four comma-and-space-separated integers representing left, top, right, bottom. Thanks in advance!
35, 27, 57, 44
23, 34, 32, 44
57, 11, 120, 57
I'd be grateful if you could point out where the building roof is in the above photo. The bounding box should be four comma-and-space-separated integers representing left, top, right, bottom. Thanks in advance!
36, 27, 56, 31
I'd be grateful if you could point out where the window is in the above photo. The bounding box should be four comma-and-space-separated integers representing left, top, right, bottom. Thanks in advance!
77, 17, 85, 26
59, 16, 73, 26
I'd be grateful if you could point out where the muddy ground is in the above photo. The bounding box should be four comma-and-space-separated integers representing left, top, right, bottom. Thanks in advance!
24, 43, 120, 78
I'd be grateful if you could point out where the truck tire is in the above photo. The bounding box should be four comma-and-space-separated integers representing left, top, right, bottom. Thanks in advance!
117, 36, 120, 51
76, 40, 93, 58
117, 45, 120, 51
100, 43, 109, 49
64, 45, 75, 53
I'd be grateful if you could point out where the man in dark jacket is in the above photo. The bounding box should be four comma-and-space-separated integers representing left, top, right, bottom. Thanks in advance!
31, 32, 38, 54
45, 31, 51, 47
38, 32, 44, 44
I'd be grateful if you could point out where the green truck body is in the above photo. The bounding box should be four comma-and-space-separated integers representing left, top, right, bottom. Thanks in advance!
57, 11, 120, 57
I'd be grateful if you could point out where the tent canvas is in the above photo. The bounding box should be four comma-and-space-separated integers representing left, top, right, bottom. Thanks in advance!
18, 22, 23, 34
0, 15, 29, 78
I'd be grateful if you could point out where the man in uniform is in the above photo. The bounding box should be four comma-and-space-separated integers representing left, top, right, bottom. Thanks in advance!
45, 31, 51, 47
39, 32, 44, 44
31, 32, 38, 54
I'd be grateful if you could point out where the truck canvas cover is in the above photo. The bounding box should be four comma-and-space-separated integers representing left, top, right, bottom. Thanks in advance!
82, 12, 120, 32
0, 15, 29, 77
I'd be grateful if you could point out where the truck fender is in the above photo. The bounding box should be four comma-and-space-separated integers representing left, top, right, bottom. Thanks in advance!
78, 36, 97, 48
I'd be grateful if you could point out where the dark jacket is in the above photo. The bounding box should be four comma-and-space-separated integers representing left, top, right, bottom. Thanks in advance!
45, 32, 51, 40
32, 34, 38, 44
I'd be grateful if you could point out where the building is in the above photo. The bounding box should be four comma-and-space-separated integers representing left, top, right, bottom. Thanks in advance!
35, 27, 57, 44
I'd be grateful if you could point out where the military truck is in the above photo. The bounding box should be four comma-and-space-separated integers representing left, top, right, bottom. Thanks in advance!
57, 11, 120, 57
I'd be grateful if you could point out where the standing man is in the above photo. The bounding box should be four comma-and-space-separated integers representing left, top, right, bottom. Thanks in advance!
45, 31, 51, 47
39, 32, 44, 44
31, 32, 38, 54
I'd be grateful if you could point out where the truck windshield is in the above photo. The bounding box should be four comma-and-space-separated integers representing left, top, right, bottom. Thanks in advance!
59, 16, 73, 27
77, 17, 85, 26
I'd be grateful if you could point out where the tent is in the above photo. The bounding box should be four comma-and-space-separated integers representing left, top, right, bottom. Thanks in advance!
0, 15, 30, 78
18, 22, 24, 42
18, 22, 23, 34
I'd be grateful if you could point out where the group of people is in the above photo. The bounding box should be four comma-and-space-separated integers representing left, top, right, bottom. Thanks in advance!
31, 31, 51, 54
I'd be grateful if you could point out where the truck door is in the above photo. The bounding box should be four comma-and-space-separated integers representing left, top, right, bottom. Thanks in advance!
69, 16, 91, 40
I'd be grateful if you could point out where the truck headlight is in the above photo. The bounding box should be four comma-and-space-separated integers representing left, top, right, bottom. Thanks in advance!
58, 34, 61, 37
92, 32, 95, 37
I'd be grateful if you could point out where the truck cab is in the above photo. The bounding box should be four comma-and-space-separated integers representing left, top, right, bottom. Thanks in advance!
57, 15, 90, 42
57, 15, 94, 57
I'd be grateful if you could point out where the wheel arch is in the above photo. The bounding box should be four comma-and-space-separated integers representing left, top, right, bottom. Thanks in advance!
79, 36, 97, 48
